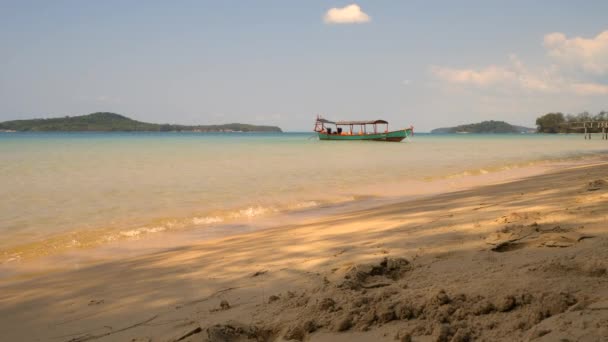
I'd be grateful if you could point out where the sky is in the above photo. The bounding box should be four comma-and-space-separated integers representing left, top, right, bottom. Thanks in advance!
1, 1, 608, 132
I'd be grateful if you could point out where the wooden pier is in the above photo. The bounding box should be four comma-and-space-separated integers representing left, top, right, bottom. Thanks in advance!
567, 121, 608, 139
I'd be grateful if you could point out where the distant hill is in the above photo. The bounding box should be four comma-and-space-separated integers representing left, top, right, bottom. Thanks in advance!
430, 120, 535, 134
0, 112, 282, 132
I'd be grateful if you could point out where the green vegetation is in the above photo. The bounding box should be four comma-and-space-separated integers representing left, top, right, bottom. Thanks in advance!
431, 120, 534, 134
535, 111, 608, 133
0, 112, 282, 132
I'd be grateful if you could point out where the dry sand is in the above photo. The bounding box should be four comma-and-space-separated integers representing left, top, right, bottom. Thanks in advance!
1, 162, 607, 341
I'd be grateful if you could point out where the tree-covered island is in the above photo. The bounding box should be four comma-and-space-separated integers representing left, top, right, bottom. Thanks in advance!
431, 120, 535, 134
0, 112, 283, 132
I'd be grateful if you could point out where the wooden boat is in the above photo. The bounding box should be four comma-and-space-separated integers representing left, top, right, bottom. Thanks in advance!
313, 116, 413, 142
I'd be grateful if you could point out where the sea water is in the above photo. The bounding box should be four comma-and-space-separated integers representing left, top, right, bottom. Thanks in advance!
1, 132, 607, 263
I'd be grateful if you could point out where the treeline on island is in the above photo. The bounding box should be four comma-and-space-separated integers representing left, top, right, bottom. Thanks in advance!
536, 111, 608, 133
0, 112, 282, 132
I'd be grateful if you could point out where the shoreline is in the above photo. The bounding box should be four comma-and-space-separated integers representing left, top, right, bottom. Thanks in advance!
2, 156, 603, 282
1, 159, 607, 341
3, 133, 608, 269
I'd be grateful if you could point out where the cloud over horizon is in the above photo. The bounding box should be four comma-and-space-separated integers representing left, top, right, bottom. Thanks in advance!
544, 30, 608, 75
431, 30, 608, 96
324, 4, 370, 24
430, 55, 560, 93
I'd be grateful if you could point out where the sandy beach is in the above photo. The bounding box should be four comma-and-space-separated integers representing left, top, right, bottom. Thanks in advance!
4, 2, 608, 341
1, 161, 607, 342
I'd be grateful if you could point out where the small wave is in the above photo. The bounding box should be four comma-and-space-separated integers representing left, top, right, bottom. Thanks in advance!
0, 198, 361, 264
431, 152, 608, 182
192, 216, 224, 225
441, 162, 537, 180
231, 206, 278, 218
119, 226, 167, 238
4, 256, 21, 263
288, 201, 319, 209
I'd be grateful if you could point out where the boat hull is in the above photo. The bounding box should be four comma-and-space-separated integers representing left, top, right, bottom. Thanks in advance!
317, 129, 412, 142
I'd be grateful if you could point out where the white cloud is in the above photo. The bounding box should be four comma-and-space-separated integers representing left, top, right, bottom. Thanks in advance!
430, 55, 559, 93
430, 65, 517, 87
431, 62, 608, 96
543, 30, 608, 75
324, 4, 370, 24
431, 29, 608, 97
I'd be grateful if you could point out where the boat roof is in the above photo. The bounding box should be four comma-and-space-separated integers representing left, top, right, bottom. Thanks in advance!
316, 118, 388, 125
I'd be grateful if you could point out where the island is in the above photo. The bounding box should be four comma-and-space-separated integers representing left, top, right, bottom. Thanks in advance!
0, 112, 283, 132
431, 120, 535, 134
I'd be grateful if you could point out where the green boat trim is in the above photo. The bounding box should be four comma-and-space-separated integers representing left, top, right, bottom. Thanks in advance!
313, 116, 414, 142
318, 129, 412, 142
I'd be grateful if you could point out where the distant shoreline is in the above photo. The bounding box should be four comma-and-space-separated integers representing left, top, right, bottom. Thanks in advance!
0, 112, 283, 133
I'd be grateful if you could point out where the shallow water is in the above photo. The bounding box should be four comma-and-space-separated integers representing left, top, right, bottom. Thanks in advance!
1, 132, 607, 262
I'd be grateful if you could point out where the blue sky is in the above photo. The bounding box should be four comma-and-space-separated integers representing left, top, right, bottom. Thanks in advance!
1, 1, 608, 131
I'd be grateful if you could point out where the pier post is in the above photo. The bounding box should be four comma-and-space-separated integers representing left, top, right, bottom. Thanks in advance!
584, 125, 588, 140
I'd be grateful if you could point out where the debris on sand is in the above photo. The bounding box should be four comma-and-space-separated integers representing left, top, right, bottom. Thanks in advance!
486, 222, 593, 252
587, 179, 608, 191
174, 326, 202, 341
339, 257, 411, 290
209, 300, 231, 313
251, 270, 268, 277
220, 300, 230, 310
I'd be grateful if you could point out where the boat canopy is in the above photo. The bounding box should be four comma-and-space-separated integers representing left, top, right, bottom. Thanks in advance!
336, 120, 388, 125
315, 118, 388, 125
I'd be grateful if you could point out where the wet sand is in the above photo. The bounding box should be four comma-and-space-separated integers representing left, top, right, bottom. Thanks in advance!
1, 161, 607, 341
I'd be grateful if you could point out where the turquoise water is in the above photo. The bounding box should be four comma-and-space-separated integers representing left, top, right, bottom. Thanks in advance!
1, 132, 607, 261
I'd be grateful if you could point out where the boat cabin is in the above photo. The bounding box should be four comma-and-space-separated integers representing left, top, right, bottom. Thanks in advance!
313, 117, 390, 136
